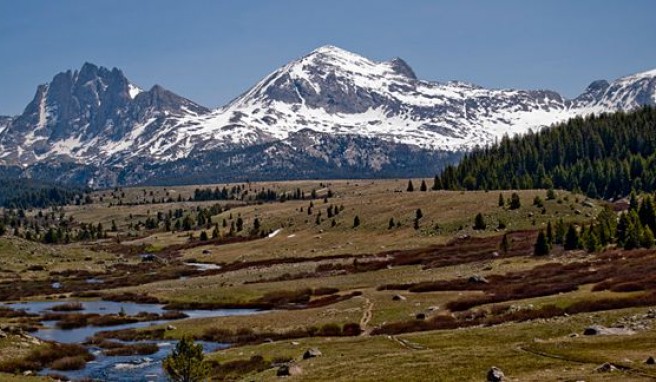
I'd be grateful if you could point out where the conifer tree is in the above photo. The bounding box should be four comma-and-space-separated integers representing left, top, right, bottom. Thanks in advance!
534, 230, 550, 256
564, 224, 579, 250
546, 221, 554, 244
509, 193, 521, 210
584, 228, 600, 253
407, 180, 414, 192
642, 226, 655, 248
473, 213, 486, 230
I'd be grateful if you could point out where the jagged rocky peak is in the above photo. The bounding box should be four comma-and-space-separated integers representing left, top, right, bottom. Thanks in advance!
388, 57, 417, 80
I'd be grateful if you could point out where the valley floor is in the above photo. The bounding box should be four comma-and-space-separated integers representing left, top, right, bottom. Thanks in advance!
0, 180, 654, 381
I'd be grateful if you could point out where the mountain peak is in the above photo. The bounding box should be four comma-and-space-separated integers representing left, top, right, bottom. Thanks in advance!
310, 45, 352, 56
388, 57, 417, 80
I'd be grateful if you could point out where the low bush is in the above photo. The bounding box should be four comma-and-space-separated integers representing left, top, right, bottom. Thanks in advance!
50, 302, 84, 312
50, 356, 88, 371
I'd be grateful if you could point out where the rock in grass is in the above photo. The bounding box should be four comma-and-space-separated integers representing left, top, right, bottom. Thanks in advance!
584, 325, 635, 336
486, 366, 505, 381
596, 363, 619, 372
468, 275, 489, 284
277, 364, 302, 376
303, 348, 322, 359
392, 295, 407, 301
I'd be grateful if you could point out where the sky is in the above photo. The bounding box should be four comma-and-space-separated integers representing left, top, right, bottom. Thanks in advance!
1, 0, 655, 115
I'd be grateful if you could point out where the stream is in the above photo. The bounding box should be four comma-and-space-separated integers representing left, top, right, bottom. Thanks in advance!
2, 300, 260, 381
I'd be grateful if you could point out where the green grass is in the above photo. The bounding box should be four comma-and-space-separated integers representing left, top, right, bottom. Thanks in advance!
206, 307, 656, 381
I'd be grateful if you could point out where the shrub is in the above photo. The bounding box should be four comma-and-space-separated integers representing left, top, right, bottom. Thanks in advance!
317, 323, 342, 336
51, 302, 84, 312
342, 322, 363, 336
50, 356, 88, 371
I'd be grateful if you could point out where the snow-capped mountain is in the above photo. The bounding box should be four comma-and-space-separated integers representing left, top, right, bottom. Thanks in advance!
0, 62, 208, 165
0, 46, 655, 186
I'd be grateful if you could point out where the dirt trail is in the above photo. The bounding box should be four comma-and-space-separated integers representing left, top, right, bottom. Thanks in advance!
388, 335, 426, 350
359, 297, 374, 335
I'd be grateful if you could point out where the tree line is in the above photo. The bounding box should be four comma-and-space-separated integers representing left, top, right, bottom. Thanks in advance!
0, 178, 87, 209
432, 107, 656, 199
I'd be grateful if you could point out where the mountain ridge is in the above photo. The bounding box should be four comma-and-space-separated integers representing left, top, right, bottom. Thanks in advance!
0, 45, 655, 186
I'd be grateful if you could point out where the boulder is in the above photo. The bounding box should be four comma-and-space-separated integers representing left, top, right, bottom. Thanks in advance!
277, 364, 302, 377
584, 325, 635, 336
468, 275, 489, 284
392, 294, 407, 301
166, 325, 176, 330
596, 362, 618, 372
303, 348, 322, 359
486, 366, 505, 381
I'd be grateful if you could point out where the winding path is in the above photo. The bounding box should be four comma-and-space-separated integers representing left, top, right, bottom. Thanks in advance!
359, 297, 374, 335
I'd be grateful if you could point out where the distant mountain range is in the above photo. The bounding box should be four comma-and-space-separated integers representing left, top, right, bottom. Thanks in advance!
1, 45, 655, 186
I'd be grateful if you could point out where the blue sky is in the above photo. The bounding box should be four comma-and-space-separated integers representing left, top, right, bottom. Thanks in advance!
1, 0, 655, 115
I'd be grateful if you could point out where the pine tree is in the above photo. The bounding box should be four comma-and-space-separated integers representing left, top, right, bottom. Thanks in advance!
407, 180, 414, 192
498, 193, 505, 207
432, 175, 442, 190
473, 213, 486, 230
624, 211, 643, 250
420, 180, 428, 192
353, 215, 360, 228
584, 229, 600, 253
415, 209, 423, 220
199, 231, 208, 241
546, 221, 554, 244
616, 212, 630, 245
629, 191, 639, 212
509, 193, 521, 210
564, 224, 579, 250
638, 195, 656, 232
162, 337, 209, 382
554, 218, 566, 245
642, 226, 655, 248
534, 230, 550, 256
388, 218, 395, 230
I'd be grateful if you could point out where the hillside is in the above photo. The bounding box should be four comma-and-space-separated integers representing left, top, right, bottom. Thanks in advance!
434, 107, 656, 199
